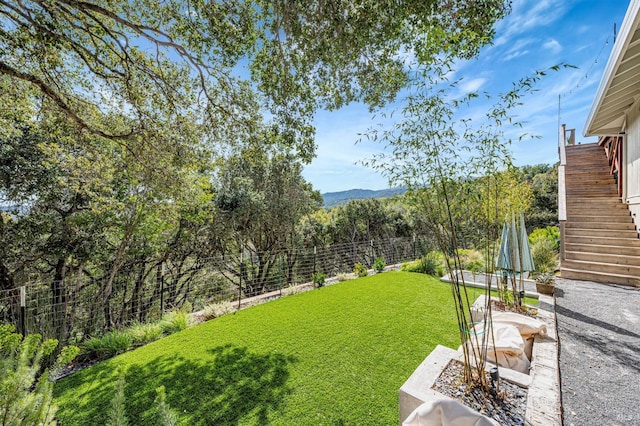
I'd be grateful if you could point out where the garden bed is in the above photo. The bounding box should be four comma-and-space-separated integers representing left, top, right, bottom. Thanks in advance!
399, 292, 560, 425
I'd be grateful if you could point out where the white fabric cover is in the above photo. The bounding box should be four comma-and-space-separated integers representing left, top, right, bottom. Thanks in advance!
463, 310, 547, 373
490, 311, 547, 339
470, 322, 531, 374
489, 311, 546, 360
402, 399, 499, 426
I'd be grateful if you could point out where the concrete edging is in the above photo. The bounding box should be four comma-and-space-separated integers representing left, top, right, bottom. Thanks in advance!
525, 293, 561, 425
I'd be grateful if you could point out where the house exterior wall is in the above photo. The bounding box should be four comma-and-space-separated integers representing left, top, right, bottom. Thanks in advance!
625, 99, 640, 225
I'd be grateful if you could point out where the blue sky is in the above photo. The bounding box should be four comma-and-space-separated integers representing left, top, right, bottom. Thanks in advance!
303, 0, 630, 193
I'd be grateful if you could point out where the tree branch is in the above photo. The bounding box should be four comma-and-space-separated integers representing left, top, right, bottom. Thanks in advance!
0, 61, 137, 140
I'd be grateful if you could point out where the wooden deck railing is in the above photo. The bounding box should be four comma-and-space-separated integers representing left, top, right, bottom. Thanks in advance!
598, 135, 623, 196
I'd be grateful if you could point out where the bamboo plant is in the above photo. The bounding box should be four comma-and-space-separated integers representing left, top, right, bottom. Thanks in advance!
363, 54, 567, 389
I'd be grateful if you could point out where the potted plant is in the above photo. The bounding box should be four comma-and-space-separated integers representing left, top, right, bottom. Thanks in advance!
535, 272, 556, 295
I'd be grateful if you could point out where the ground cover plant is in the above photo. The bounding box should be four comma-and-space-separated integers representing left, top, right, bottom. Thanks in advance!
54, 272, 460, 425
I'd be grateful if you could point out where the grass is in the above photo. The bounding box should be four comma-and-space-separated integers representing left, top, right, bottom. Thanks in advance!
53, 272, 472, 425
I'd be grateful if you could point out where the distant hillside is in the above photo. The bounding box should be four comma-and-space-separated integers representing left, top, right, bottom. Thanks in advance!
322, 187, 407, 208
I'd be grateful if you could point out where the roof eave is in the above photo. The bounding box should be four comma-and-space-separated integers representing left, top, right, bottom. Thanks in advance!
584, 0, 640, 137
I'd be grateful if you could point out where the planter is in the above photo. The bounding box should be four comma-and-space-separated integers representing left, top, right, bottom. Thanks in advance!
400, 293, 561, 425
535, 282, 555, 295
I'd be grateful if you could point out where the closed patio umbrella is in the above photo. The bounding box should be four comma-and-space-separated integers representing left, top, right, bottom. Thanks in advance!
518, 214, 535, 274
517, 214, 535, 297
496, 214, 534, 304
496, 217, 519, 274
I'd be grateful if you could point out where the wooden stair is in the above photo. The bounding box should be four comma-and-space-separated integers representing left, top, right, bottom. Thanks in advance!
562, 143, 640, 287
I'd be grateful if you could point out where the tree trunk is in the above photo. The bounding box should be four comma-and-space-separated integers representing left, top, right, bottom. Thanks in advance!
0, 261, 14, 292
51, 258, 67, 341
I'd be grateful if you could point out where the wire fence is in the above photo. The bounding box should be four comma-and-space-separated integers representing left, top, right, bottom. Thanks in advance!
0, 235, 433, 345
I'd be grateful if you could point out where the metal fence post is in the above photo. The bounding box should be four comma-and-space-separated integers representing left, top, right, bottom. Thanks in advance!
313, 246, 317, 280
278, 255, 283, 296
370, 239, 375, 266
238, 251, 243, 311
20, 286, 26, 335
160, 263, 165, 317
413, 234, 416, 259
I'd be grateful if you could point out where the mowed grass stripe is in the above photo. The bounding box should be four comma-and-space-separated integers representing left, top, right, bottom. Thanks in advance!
54, 271, 460, 425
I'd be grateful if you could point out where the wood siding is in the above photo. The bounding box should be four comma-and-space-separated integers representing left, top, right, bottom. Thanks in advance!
625, 99, 640, 222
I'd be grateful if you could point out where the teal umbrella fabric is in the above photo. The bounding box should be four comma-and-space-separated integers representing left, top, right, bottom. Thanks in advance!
496, 214, 534, 303
509, 215, 521, 273
496, 217, 519, 273
496, 222, 510, 271
518, 214, 535, 273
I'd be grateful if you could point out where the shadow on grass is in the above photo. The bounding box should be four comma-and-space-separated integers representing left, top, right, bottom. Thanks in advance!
56, 345, 297, 425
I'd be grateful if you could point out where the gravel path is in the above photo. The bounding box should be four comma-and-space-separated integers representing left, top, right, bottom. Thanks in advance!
555, 278, 640, 426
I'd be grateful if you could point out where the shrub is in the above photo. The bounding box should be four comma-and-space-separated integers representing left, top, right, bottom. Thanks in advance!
83, 330, 132, 360
401, 259, 419, 273
353, 262, 368, 277
126, 322, 164, 346
456, 248, 485, 273
336, 273, 351, 282
282, 284, 305, 296
531, 238, 558, 274
529, 226, 560, 252
0, 325, 79, 425
161, 310, 192, 334
313, 272, 326, 287
422, 252, 442, 276
373, 257, 386, 273
401, 251, 441, 276
202, 301, 236, 321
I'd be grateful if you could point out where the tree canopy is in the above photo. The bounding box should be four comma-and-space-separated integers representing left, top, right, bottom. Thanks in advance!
0, 0, 510, 160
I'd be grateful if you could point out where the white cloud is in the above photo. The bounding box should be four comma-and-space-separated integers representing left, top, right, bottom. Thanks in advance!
494, 0, 567, 46
502, 37, 536, 61
543, 38, 562, 54
504, 49, 530, 61
460, 78, 487, 93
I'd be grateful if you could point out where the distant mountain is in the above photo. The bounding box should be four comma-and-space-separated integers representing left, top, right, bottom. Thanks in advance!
322, 187, 407, 208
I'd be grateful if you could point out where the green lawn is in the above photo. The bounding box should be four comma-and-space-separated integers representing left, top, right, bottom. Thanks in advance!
54, 272, 465, 425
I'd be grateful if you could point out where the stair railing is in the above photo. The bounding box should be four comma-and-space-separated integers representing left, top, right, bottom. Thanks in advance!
598, 135, 623, 197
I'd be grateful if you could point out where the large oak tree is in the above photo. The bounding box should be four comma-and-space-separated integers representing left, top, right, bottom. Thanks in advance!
0, 0, 510, 159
